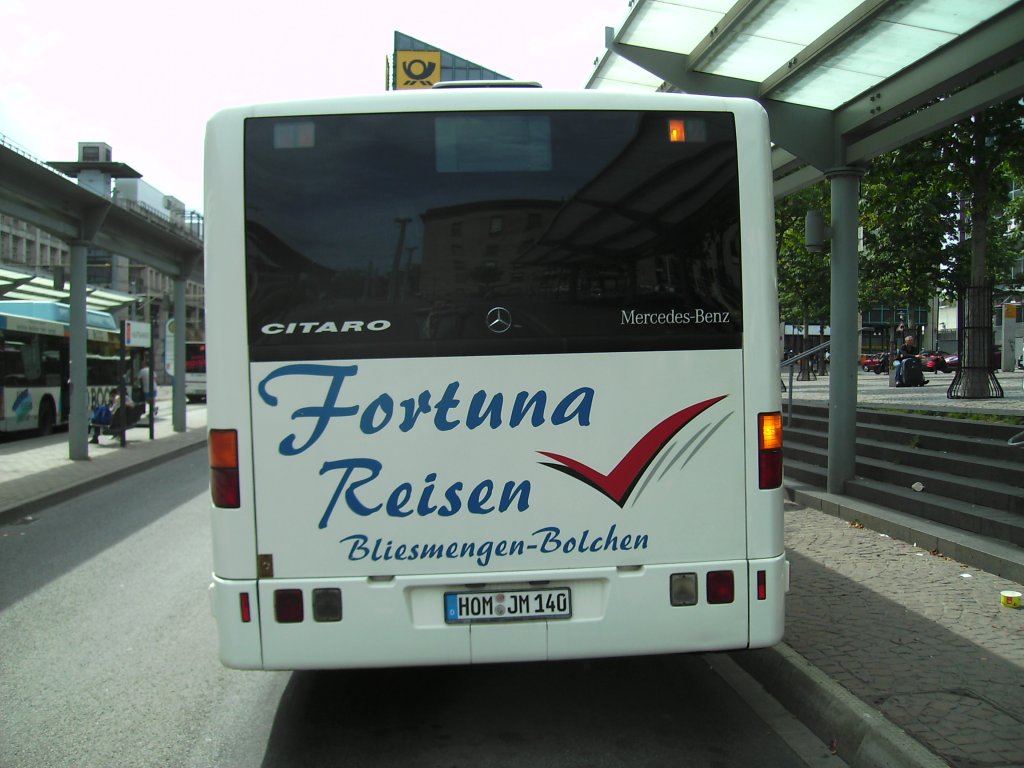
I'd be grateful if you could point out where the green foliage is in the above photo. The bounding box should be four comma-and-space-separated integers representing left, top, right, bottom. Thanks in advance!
859, 140, 957, 305
775, 95, 1024, 328
776, 183, 831, 330
935, 98, 1024, 287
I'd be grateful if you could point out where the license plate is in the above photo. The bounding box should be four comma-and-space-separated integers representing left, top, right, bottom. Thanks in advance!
444, 588, 572, 624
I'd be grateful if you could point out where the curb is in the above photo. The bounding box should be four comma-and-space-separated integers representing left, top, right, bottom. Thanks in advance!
732, 644, 948, 768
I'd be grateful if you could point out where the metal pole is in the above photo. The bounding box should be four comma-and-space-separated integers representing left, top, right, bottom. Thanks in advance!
149, 317, 156, 440
68, 243, 90, 460
173, 275, 187, 433
826, 167, 864, 494
118, 320, 127, 447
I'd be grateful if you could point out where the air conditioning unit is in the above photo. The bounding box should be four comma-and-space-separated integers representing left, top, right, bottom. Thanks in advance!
78, 142, 112, 162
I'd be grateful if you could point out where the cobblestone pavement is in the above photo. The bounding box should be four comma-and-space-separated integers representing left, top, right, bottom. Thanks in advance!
784, 502, 1024, 768
783, 368, 1024, 415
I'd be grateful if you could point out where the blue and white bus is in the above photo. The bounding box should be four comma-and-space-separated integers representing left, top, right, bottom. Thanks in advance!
0, 301, 121, 435
204, 86, 786, 669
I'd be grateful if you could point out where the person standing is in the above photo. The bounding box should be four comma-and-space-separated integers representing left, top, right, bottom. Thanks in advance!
137, 361, 158, 415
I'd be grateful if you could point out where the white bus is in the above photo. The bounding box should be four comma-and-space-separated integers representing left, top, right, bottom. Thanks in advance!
0, 301, 121, 435
204, 87, 786, 670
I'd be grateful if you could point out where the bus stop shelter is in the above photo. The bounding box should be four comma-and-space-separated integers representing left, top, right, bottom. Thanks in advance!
0, 142, 202, 459
588, 0, 1024, 492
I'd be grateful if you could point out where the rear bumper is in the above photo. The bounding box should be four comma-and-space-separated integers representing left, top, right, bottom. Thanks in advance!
210, 554, 787, 670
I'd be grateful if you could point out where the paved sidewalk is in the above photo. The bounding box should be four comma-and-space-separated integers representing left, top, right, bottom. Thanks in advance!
782, 367, 1024, 416
787, 507, 1023, 767
736, 504, 1024, 768
1, 377, 1022, 768
0, 394, 208, 523
760, 368, 1024, 767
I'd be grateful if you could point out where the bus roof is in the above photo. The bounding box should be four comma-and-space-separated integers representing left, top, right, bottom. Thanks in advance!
0, 301, 119, 332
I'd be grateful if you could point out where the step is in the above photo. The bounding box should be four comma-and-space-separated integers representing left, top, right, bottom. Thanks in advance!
783, 435, 1024, 510
852, 453, 1024, 514
786, 403, 1024, 451
785, 482, 1024, 584
783, 462, 1024, 549
782, 401, 1024, 550
856, 408, 1024, 443
782, 459, 826, 488
852, 437, 1024, 491
854, 422, 1024, 467
844, 479, 1024, 548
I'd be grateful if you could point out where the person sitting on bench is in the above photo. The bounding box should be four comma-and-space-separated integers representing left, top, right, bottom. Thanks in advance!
89, 395, 146, 443
89, 398, 114, 443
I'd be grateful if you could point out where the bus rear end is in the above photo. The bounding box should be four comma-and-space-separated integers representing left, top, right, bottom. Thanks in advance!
205, 89, 785, 670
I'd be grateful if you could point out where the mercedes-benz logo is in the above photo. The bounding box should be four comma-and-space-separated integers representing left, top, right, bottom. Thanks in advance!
486, 306, 512, 334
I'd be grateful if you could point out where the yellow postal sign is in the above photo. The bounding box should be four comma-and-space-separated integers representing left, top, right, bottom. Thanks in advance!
396, 50, 442, 90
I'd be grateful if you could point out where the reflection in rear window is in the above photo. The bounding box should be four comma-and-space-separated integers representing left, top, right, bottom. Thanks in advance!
244, 110, 742, 362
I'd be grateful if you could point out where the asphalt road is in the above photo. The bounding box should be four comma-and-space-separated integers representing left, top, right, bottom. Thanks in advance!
0, 450, 840, 768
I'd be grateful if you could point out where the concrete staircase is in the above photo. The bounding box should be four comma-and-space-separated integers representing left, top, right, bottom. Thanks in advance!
783, 403, 1024, 557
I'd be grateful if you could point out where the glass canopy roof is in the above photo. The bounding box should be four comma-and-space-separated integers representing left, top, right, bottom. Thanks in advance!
0, 266, 136, 311
589, 0, 1019, 111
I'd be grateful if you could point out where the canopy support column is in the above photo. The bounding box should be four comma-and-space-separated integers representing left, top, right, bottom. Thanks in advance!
68, 242, 90, 460
826, 167, 865, 493
172, 270, 189, 433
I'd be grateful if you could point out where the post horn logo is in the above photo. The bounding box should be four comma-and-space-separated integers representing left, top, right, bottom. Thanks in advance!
402, 58, 437, 87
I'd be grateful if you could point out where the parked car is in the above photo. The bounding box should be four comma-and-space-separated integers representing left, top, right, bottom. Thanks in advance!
863, 352, 890, 374
943, 350, 1004, 372
917, 350, 949, 373
860, 353, 878, 371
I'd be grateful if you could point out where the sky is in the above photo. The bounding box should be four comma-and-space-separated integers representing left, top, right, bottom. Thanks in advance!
1, 0, 631, 214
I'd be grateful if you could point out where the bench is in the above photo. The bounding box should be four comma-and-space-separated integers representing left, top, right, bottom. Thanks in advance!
90, 402, 146, 442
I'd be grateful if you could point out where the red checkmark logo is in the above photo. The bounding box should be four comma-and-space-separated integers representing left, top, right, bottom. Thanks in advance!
538, 395, 727, 507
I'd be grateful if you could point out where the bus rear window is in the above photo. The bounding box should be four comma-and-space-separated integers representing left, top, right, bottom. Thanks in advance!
244, 110, 741, 362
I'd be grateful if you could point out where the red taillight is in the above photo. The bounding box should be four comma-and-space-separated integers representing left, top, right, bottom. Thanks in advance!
757, 569, 767, 601
209, 429, 240, 508
274, 589, 304, 623
758, 412, 783, 489
240, 592, 252, 623
707, 570, 735, 604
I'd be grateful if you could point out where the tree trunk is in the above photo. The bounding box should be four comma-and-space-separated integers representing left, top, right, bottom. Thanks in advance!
961, 116, 993, 398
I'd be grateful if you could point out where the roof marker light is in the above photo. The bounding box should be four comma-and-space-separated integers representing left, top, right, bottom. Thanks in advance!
669, 119, 686, 142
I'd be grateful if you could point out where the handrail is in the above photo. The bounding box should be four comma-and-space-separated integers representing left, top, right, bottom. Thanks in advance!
780, 339, 832, 425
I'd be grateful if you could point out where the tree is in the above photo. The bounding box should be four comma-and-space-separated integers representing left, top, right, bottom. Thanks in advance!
776, 96, 1024, 393
938, 98, 1024, 394
860, 140, 956, 309
942, 100, 1024, 285
858, 96, 1024, 395
776, 183, 830, 377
